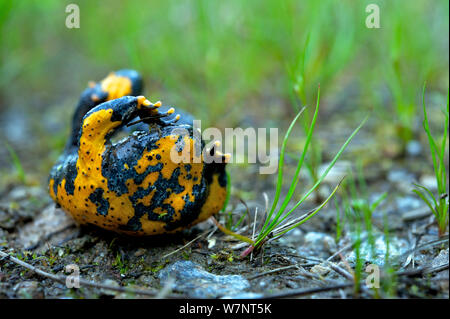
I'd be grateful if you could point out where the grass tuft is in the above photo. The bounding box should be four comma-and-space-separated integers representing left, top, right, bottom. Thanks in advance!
4, 141, 26, 184
413, 85, 449, 236
213, 87, 367, 256
249, 87, 368, 253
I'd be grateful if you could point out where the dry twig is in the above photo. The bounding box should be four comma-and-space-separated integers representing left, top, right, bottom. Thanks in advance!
247, 265, 299, 280
161, 232, 206, 259
0, 249, 182, 298
261, 282, 355, 298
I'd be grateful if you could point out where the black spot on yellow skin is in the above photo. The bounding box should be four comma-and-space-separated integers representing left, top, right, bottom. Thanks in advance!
49, 91, 228, 236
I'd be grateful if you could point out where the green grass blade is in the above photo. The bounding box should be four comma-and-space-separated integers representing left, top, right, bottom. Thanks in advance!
4, 142, 26, 183
335, 197, 342, 242
413, 183, 438, 213
278, 115, 369, 225
412, 189, 438, 219
438, 105, 448, 193
233, 206, 248, 230
370, 192, 388, 212
422, 83, 440, 179
221, 170, 232, 212
260, 106, 306, 234
271, 179, 343, 240
266, 87, 320, 233
257, 115, 368, 244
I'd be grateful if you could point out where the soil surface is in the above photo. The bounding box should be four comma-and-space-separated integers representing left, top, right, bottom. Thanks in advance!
0, 87, 448, 299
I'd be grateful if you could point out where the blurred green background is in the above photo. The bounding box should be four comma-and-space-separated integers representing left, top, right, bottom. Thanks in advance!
0, 0, 448, 182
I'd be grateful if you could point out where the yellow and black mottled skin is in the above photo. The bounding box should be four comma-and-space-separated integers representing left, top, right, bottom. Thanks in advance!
49, 95, 228, 236
67, 69, 194, 148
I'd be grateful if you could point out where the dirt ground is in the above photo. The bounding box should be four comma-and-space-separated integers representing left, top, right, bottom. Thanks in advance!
0, 94, 448, 299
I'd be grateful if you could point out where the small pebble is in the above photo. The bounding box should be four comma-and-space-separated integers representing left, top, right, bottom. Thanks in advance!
310, 264, 331, 276
134, 248, 146, 257
159, 260, 250, 298
406, 140, 422, 157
